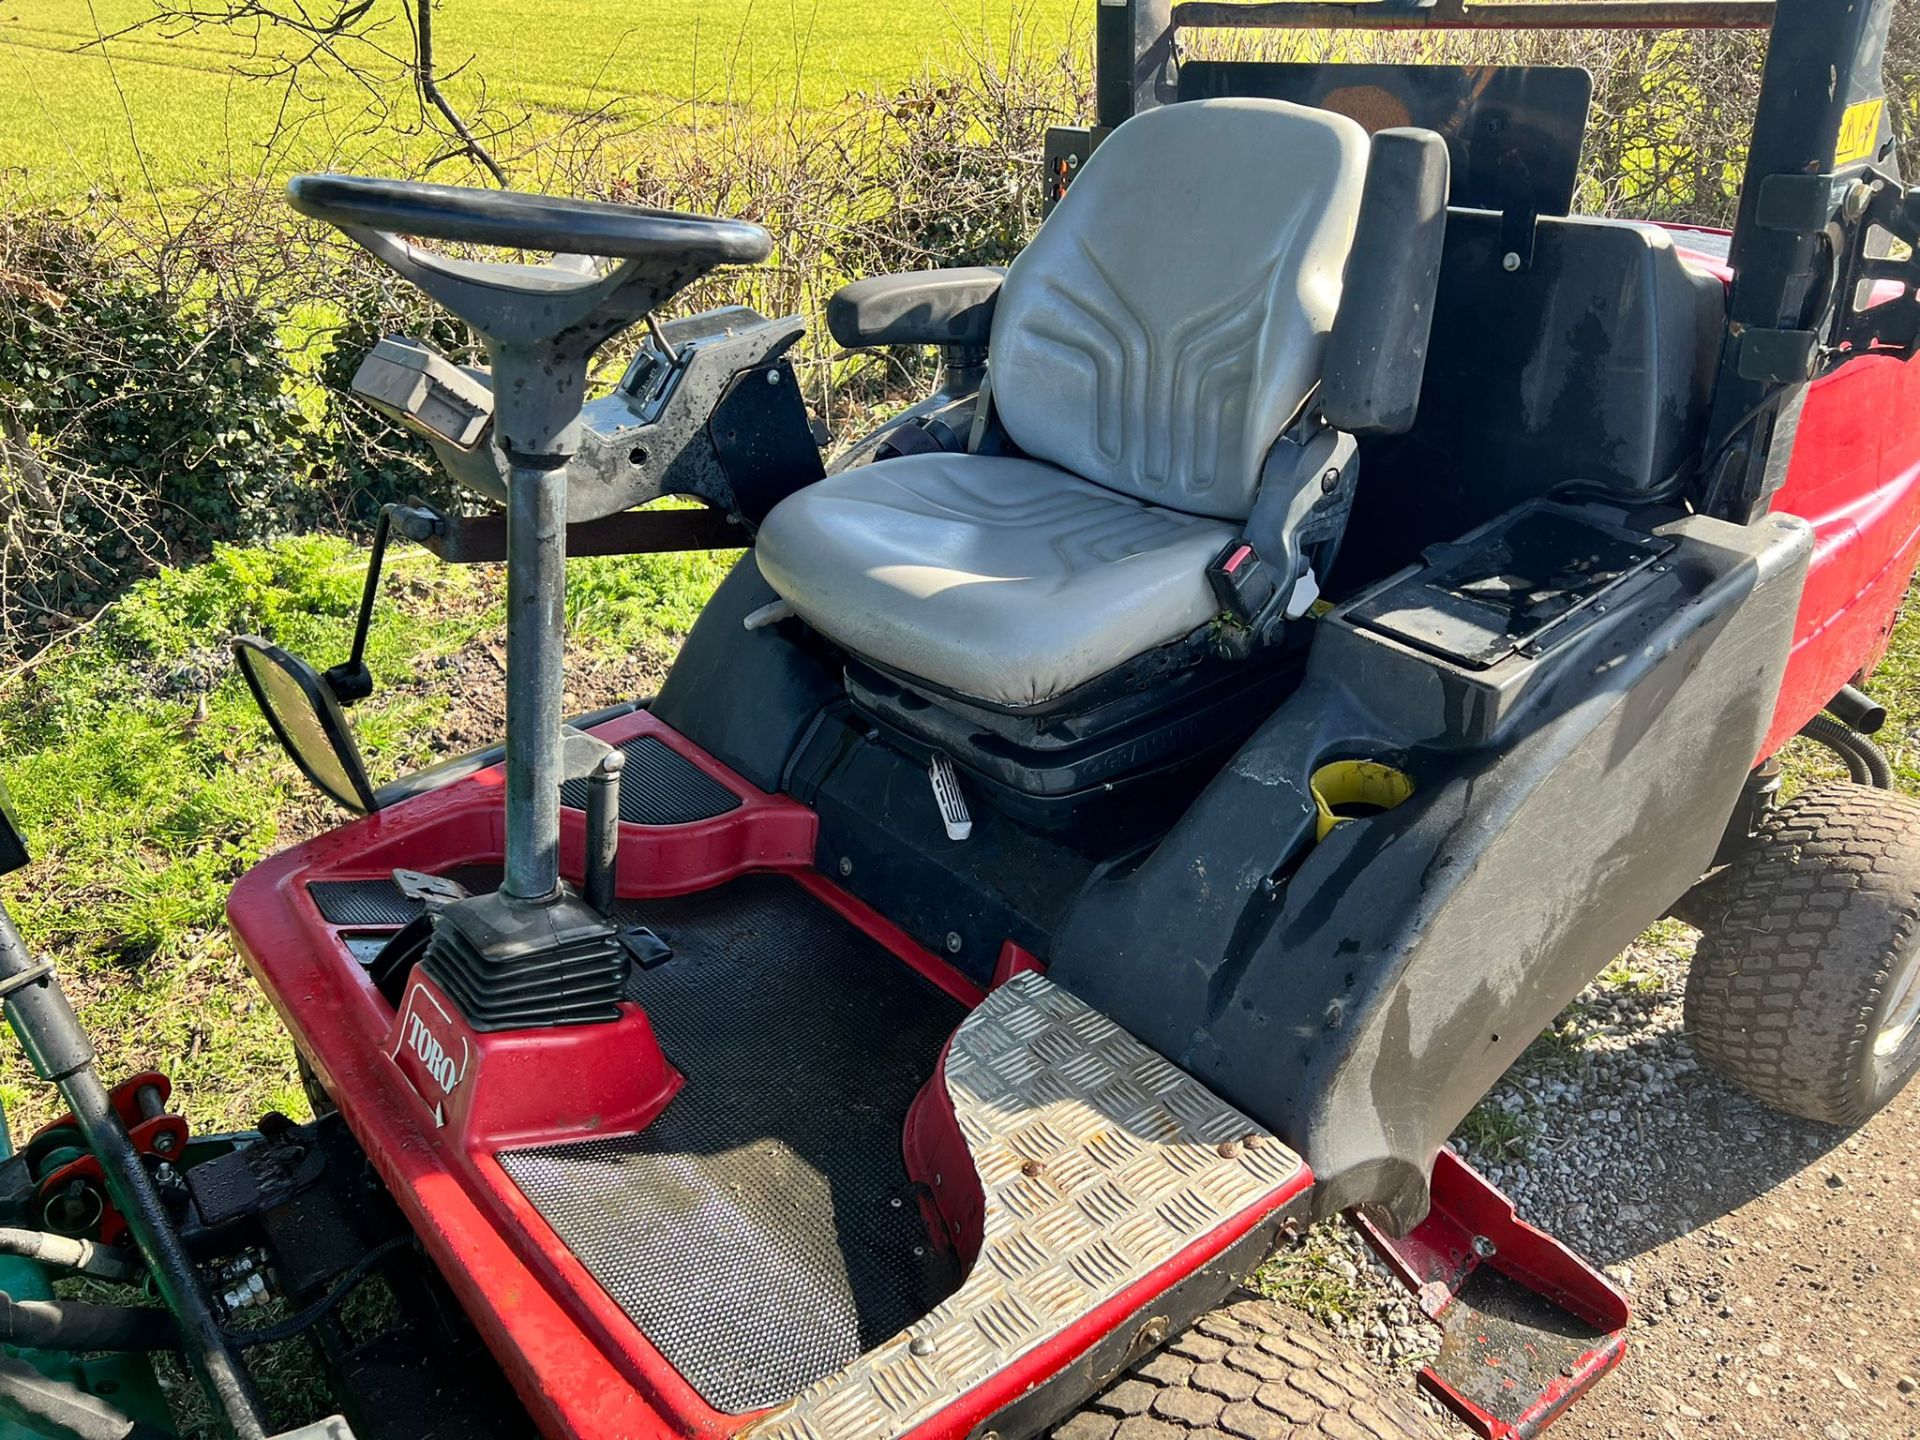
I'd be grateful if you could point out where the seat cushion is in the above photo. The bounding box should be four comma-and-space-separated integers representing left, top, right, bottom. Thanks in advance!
755, 454, 1237, 708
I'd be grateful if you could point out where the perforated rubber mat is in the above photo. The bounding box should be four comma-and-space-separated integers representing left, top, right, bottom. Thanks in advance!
495, 874, 965, 1413
558, 734, 741, 825
307, 880, 423, 928
307, 866, 501, 927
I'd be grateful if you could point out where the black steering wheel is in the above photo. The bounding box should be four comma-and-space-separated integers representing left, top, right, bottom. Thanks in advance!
286, 174, 771, 270
286, 173, 774, 375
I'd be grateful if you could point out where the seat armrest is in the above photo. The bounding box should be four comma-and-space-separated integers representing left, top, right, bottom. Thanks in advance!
826, 267, 1005, 349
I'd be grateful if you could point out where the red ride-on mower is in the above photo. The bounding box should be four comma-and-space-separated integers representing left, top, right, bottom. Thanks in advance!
2, 2, 1920, 1438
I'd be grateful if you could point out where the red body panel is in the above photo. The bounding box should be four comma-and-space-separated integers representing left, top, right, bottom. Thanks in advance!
1670, 234, 1920, 760
1762, 350, 1920, 756
227, 709, 1308, 1440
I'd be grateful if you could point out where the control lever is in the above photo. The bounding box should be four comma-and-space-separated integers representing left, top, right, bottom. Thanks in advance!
560, 729, 624, 917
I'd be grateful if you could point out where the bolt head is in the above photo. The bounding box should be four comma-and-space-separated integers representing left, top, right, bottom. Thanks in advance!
909, 1335, 935, 1357
766, 368, 782, 385
1502, 251, 1522, 272
945, 931, 963, 954
838, 856, 853, 877
1472, 1234, 1498, 1259
1216, 1140, 1242, 1159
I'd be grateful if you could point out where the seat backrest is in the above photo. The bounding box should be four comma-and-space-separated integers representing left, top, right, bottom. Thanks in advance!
988, 98, 1369, 521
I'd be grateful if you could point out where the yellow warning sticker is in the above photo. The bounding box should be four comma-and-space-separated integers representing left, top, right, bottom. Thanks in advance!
1836, 97, 1886, 168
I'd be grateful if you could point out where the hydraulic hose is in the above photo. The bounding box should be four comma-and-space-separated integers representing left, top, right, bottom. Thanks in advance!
0, 1228, 139, 1283
225, 1233, 412, 1348
0, 1293, 176, 1351
1800, 711, 1893, 788
0, 1353, 165, 1440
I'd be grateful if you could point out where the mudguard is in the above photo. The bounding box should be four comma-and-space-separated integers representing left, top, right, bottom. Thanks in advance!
1052, 502, 1812, 1230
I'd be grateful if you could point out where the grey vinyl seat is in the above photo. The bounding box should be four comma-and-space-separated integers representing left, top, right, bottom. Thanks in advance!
757, 98, 1374, 710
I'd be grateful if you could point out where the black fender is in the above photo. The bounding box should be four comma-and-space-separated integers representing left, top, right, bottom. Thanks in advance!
1051, 503, 1811, 1230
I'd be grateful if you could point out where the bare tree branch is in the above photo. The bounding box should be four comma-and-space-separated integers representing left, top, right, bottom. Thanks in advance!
409, 0, 506, 183
102, 0, 515, 184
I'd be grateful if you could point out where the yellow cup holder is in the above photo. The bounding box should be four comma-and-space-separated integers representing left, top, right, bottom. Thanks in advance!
1309, 760, 1415, 842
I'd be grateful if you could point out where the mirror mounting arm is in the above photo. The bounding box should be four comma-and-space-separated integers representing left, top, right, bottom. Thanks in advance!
322, 502, 438, 707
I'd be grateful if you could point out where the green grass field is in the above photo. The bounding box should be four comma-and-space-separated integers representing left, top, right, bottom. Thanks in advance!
0, 0, 1086, 201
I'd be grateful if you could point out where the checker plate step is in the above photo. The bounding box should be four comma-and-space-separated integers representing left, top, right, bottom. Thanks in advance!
744, 971, 1304, 1440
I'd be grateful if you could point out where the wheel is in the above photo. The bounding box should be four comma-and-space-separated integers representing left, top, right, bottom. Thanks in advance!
1051, 1296, 1440, 1440
1684, 782, 1920, 1126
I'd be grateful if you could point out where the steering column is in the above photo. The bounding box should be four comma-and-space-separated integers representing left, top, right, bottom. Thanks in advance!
287, 174, 771, 1015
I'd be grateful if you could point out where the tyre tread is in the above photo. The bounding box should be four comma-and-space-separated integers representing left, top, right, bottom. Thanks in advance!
1055, 1298, 1438, 1440
1685, 782, 1920, 1125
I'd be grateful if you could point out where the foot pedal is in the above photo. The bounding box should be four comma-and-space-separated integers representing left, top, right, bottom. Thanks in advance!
929, 753, 971, 841
617, 925, 673, 970
392, 868, 469, 909
1350, 1148, 1629, 1439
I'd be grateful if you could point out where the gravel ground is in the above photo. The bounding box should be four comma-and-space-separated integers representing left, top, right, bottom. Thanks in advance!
1254, 920, 1920, 1440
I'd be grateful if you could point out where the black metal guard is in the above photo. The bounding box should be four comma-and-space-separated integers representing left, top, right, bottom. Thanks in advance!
1701, 0, 1901, 521
1094, 0, 1774, 132
1169, 1, 1775, 31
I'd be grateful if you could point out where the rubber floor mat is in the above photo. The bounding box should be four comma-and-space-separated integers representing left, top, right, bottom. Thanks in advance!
495, 874, 966, 1413
557, 734, 741, 825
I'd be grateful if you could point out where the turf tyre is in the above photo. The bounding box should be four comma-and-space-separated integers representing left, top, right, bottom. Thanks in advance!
1685, 782, 1920, 1125
1051, 1296, 1440, 1440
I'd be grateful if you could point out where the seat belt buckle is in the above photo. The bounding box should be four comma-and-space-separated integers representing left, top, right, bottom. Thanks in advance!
1207, 541, 1282, 627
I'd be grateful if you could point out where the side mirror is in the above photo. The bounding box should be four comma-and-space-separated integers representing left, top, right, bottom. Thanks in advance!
233, 638, 379, 815
0, 775, 28, 877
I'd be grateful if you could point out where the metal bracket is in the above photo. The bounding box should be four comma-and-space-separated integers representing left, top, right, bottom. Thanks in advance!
391, 870, 470, 911
1829, 177, 1920, 364
1755, 169, 1920, 367
409, 503, 742, 564
1498, 207, 1539, 273
0, 961, 55, 1002
1351, 1147, 1630, 1440
1041, 125, 1111, 214
1753, 170, 1843, 233
1736, 325, 1820, 382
